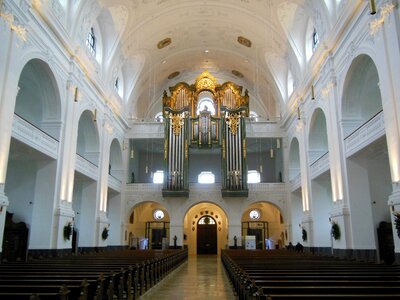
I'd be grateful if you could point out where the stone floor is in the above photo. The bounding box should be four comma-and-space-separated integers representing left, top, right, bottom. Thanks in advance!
139, 255, 236, 300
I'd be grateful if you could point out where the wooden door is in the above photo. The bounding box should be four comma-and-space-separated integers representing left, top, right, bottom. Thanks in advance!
197, 223, 217, 254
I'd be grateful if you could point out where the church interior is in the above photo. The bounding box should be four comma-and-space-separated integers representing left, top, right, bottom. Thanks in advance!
1, 0, 400, 298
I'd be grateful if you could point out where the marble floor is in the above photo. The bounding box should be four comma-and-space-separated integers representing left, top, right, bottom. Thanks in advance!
139, 255, 236, 300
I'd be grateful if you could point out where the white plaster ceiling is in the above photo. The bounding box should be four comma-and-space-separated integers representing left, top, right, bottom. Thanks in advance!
95, 0, 342, 119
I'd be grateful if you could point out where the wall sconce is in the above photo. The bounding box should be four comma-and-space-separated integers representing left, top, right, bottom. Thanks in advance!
311, 84, 315, 100
369, 0, 376, 15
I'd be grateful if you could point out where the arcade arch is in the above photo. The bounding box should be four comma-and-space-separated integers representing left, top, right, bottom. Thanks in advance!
183, 202, 228, 255
127, 202, 170, 250
241, 202, 286, 250
3, 59, 61, 260
308, 108, 333, 251
342, 55, 393, 263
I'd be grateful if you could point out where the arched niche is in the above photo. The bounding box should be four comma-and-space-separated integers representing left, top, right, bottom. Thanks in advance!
15, 59, 62, 140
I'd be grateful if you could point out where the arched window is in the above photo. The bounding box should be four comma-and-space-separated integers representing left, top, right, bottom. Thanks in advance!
153, 170, 164, 183
197, 91, 216, 115
198, 216, 216, 225
155, 112, 164, 122
249, 111, 258, 122
153, 209, 165, 220
86, 27, 96, 56
198, 171, 215, 184
247, 170, 261, 183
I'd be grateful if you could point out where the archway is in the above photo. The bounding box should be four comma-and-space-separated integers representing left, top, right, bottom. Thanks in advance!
242, 202, 285, 250
3, 59, 61, 260
308, 108, 333, 251
288, 138, 303, 246
342, 55, 392, 263
184, 202, 228, 255
127, 202, 170, 250
72, 110, 99, 250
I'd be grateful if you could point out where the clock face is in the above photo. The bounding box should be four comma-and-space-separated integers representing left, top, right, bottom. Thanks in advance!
153, 209, 165, 220
249, 209, 260, 220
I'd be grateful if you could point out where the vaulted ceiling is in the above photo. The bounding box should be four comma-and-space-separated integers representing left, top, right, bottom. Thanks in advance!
73, 0, 357, 120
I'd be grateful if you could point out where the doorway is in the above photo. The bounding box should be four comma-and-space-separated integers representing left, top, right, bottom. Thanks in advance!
197, 216, 217, 254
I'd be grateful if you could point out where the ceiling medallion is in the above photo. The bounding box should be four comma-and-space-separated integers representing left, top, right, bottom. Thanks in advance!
237, 36, 251, 48
157, 37, 171, 49
168, 71, 180, 79
232, 70, 244, 78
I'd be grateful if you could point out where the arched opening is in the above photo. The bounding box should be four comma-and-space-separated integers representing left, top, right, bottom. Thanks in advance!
308, 109, 333, 252
109, 139, 123, 181
127, 202, 170, 250
342, 55, 392, 263
183, 202, 228, 255
342, 55, 382, 138
15, 59, 62, 140
76, 110, 100, 166
3, 59, 61, 260
241, 202, 286, 250
289, 138, 300, 181
72, 110, 100, 250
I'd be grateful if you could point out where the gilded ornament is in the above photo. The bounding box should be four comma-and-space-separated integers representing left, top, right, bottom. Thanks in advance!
170, 113, 184, 135
226, 113, 240, 135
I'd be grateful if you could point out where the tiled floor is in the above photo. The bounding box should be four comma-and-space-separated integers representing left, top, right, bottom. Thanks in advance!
140, 255, 236, 300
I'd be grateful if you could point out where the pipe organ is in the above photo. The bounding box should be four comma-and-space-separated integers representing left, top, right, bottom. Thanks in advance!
162, 71, 249, 197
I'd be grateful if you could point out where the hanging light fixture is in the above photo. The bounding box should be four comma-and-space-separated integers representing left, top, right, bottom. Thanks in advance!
269, 138, 274, 159
369, 0, 376, 15
311, 84, 315, 100
74, 87, 78, 102
259, 138, 263, 173
145, 140, 149, 174
93, 109, 97, 122
276, 138, 281, 149
130, 149, 134, 159
297, 105, 301, 120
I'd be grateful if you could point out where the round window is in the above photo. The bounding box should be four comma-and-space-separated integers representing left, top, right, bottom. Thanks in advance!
249, 209, 260, 220
153, 209, 165, 220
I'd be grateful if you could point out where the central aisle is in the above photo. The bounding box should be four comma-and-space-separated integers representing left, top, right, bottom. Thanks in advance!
140, 255, 236, 300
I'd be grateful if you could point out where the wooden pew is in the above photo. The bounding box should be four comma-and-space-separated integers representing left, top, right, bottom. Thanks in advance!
222, 249, 400, 300
0, 248, 188, 300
